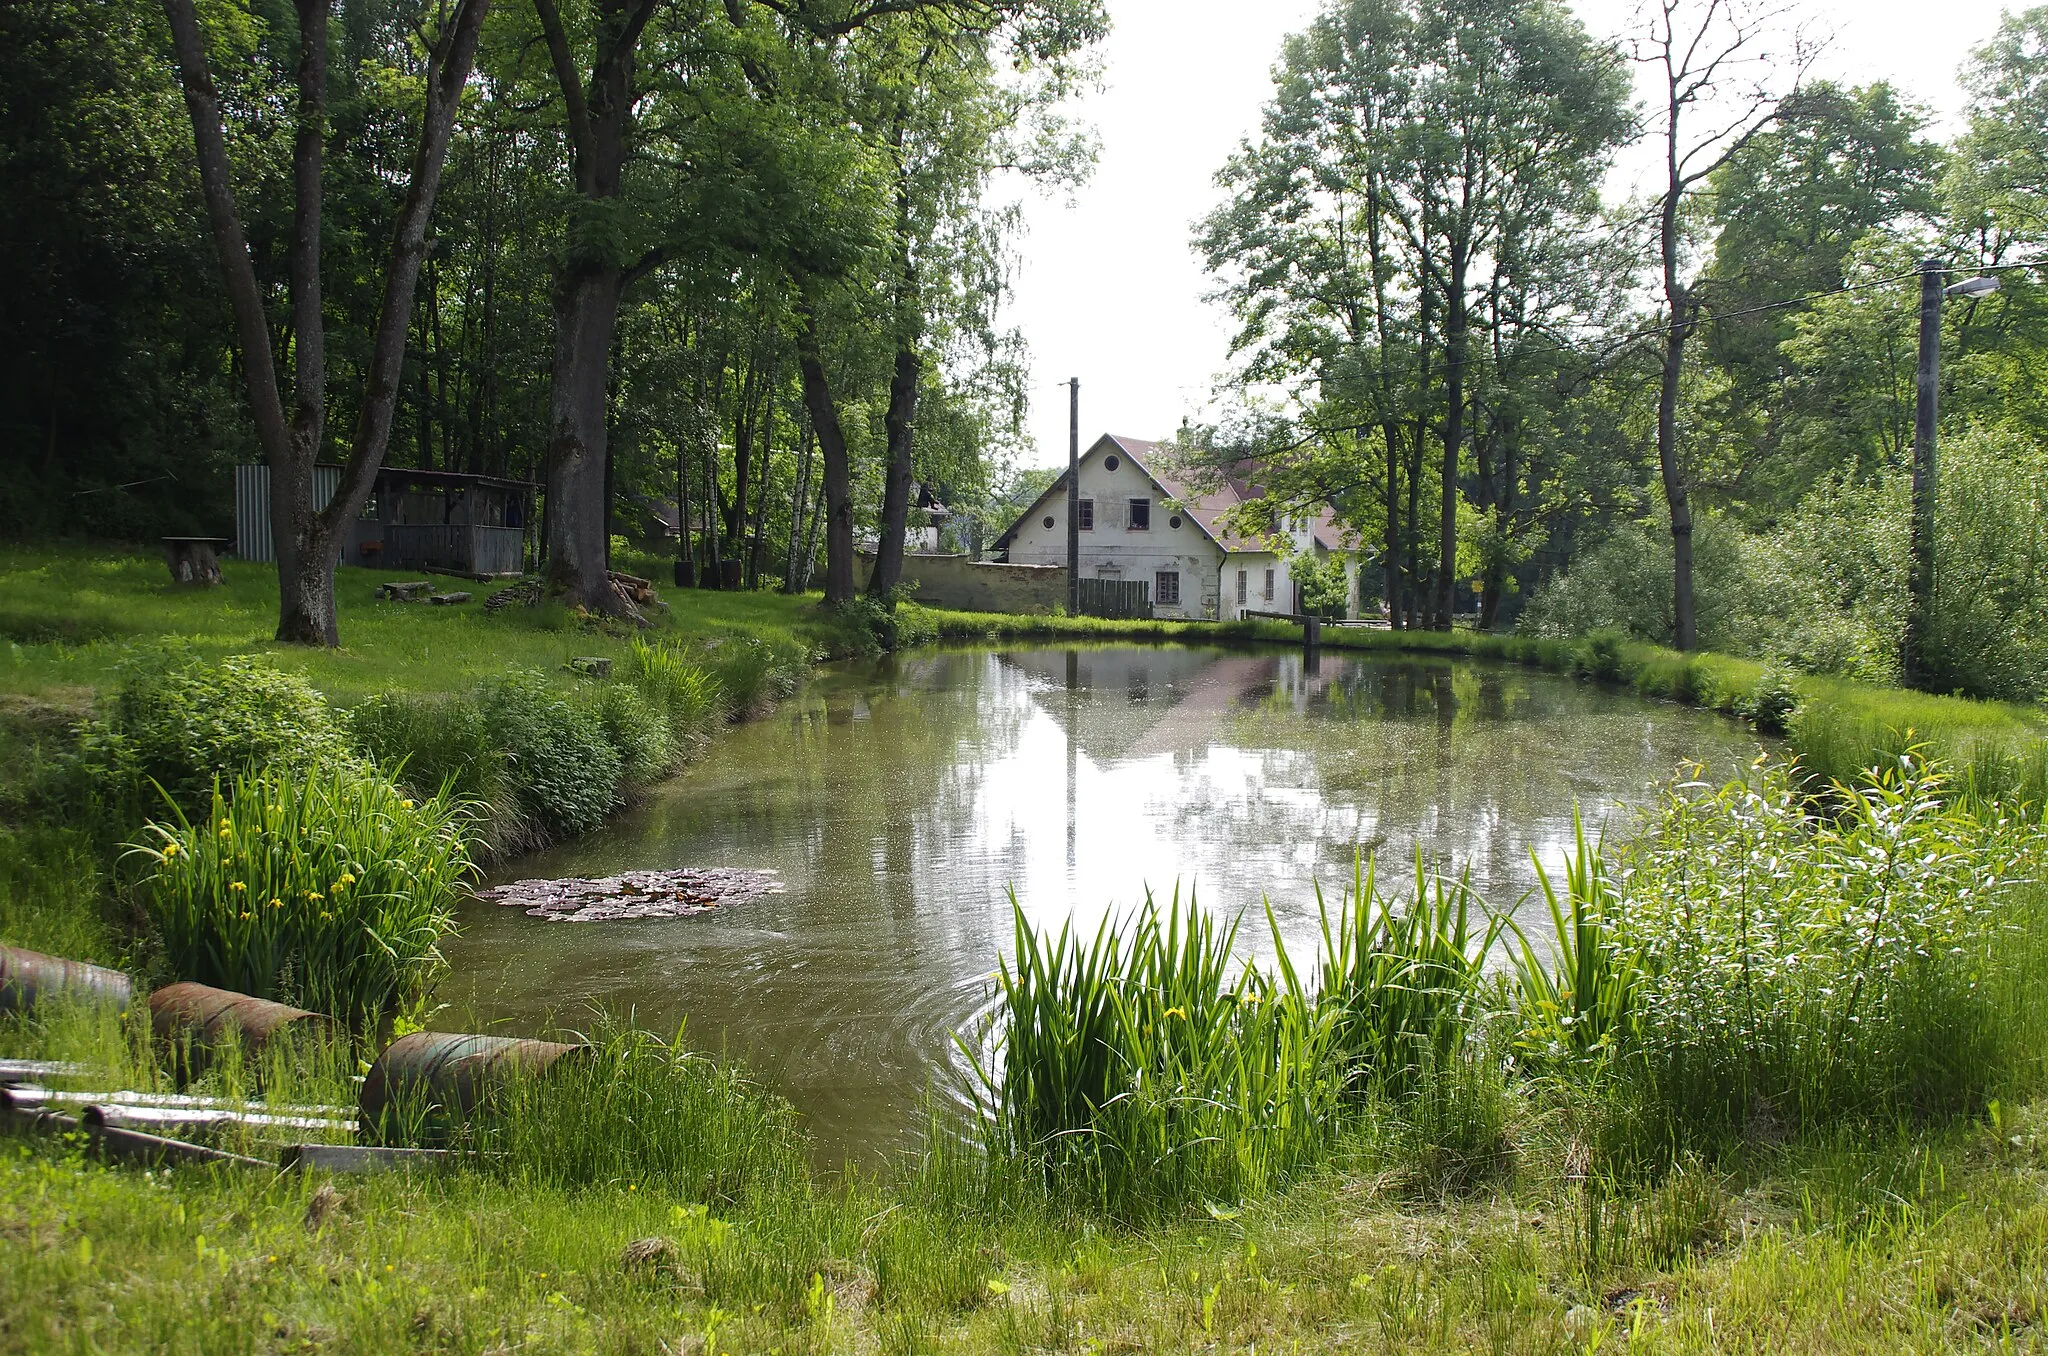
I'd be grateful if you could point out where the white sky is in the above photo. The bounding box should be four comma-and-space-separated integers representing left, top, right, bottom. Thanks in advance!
1003, 0, 2021, 470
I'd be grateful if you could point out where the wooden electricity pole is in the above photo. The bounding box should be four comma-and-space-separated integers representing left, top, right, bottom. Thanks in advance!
1067, 378, 1080, 615
1904, 256, 1943, 690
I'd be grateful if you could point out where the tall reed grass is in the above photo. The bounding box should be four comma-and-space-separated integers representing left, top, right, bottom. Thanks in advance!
470, 1020, 811, 1204
974, 868, 1509, 1218
129, 763, 473, 1029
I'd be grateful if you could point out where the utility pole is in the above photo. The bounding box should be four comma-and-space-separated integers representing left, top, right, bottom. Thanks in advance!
1904, 257, 1942, 691
1067, 378, 1080, 616
1905, 260, 1999, 689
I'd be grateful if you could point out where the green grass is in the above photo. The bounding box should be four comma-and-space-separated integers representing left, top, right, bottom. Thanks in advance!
2, 1063, 2044, 1351
0, 541, 856, 710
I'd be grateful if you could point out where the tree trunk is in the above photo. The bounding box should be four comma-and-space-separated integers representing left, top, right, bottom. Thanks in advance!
869, 124, 920, 604
747, 372, 774, 589
1434, 248, 1466, 632
795, 291, 856, 606
784, 421, 814, 593
532, 0, 655, 615
1659, 316, 1696, 650
868, 340, 920, 600
543, 267, 625, 611
1405, 277, 1433, 631
164, 0, 487, 647
1658, 177, 1697, 651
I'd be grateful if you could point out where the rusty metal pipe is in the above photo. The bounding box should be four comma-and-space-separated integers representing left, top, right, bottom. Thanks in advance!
358, 1032, 590, 1147
148, 982, 337, 1053
0, 947, 132, 1014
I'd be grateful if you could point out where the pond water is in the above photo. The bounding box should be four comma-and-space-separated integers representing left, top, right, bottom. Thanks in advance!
439, 644, 1764, 1165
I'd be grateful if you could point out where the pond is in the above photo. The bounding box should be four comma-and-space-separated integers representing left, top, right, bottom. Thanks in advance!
439, 644, 1764, 1165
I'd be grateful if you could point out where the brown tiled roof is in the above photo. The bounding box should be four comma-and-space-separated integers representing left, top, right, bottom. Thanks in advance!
1110, 435, 1351, 554
993, 433, 1353, 556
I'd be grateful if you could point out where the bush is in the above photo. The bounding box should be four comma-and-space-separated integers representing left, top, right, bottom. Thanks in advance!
1570, 630, 1627, 684
586, 681, 673, 784
1918, 425, 2048, 701
72, 651, 355, 821
1524, 427, 2048, 701
129, 763, 473, 1030
1600, 755, 2047, 1141
1521, 513, 1749, 649
475, 672, 622, 840
1736, 667, 1803, 735
700, 631, 808, 714
348, 691, 509, 811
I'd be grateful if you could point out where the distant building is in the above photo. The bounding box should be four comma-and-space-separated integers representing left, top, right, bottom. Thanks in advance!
991, 433, 1358, 621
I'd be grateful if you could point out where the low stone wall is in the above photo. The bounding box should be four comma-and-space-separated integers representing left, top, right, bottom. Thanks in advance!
856, 553, 1068, 614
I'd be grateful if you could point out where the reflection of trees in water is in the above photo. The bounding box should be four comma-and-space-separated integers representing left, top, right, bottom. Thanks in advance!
1209, 654, 1764, 913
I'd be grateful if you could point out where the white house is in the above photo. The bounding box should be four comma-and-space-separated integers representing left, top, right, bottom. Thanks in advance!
992, 433, 1358, 622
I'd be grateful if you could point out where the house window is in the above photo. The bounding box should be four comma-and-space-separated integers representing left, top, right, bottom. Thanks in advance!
1104, 454, 1120, 472
1168, 514, 1182, 529
1128, 498, 1151, 530
1235, 569, 1247, 605
1263, 568, 1275, 601
1042, 515, 1055, 530
1155, 570, 1180, 606
1078, 498, 1094, 530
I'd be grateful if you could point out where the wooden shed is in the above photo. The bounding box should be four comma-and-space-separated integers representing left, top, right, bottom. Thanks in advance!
234, 464, 538, 576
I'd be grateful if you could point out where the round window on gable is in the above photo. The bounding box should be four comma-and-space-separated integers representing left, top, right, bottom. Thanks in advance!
1104, 454, 1120, 472
1169, 514, 1183, 529
1043, 515, 1055, 530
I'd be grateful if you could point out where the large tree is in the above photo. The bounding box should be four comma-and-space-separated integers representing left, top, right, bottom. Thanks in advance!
1631, 0, 1814, 650
161, 0, 490, 644
1197, 0, 1628, 628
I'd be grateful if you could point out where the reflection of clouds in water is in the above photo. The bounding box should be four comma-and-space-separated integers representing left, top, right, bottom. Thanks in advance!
442, 644, 1764, 1167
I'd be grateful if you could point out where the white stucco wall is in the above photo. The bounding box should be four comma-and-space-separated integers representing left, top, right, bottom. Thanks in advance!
1005, 446, 1224, 620
1219, 551, 1293, 620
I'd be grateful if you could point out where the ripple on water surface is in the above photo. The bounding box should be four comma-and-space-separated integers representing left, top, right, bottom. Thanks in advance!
440, 644, 1765, 1165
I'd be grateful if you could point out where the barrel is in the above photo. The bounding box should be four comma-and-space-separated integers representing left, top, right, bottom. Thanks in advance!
0, 946, 132, 1014
358, 1032, 591, 1147
148, 982, 337, 1073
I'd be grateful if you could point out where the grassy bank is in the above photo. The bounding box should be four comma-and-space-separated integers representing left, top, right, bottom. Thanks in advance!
2, 1087, 2044, 1352
5, 545, 2048, 1352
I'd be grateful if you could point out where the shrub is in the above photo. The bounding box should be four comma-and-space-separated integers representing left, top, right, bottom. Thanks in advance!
475, 671, 622, 840
129, 763, 473, 1029
1605, 755, 2047, 1140
1570, 630, 1627, 684
348, 691, 509, 810
72, 651, 354, 820
700, 631, 808, 715
1736, 667, 1803, 735
586, 681, 673, 784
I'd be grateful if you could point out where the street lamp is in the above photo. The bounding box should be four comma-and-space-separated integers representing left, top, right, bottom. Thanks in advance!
1903, 259, 2001, 690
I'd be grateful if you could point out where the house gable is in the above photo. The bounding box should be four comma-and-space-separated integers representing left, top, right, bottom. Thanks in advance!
994, 435, 1231, 556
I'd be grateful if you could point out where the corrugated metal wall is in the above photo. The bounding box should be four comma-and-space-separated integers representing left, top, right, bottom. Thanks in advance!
232, 464, 340, 561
